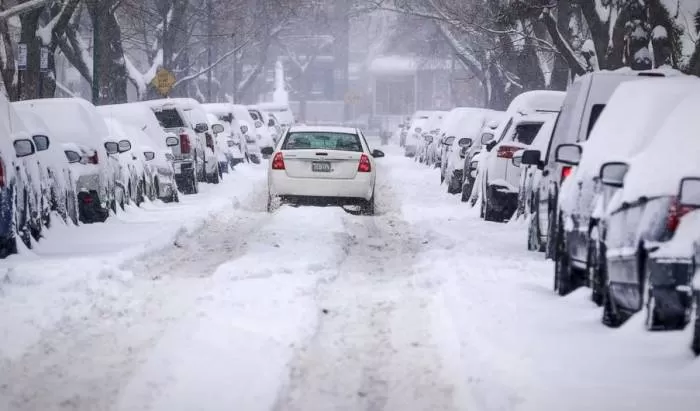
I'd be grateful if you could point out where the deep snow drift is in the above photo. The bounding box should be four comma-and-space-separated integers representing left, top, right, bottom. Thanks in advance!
0, 148, 698, 411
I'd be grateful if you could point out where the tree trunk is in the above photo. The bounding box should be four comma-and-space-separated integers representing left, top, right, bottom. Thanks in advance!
550, 1, 573, 90
0, 13, 18, 100
89, 7, 128, 104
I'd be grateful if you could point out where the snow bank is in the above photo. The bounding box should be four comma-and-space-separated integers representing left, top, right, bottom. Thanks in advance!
0, 165, 264, 364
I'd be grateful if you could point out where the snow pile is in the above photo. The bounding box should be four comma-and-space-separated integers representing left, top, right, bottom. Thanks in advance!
0, 165, 264, 366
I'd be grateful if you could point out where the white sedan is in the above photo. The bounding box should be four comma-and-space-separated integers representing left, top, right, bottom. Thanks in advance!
267, 126, 384, 215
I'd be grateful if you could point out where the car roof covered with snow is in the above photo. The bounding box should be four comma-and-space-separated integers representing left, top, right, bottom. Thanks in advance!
14, 98, 111, 151
575, 75, 700, 182
620, 92, 700, 203
202, 103, 234, 117
506, 90, 565, 115
98, 103, 170, 148
441, 108, 492, 139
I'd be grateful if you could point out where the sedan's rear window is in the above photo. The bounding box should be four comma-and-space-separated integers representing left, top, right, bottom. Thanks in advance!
154, 109, 185, 128
283, 132, 363, 152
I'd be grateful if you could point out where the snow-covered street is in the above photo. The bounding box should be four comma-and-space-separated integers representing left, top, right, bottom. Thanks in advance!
1, 145, 698, 411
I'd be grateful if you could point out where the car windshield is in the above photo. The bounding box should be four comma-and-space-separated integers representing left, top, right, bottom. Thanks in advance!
282, 132, 362, 151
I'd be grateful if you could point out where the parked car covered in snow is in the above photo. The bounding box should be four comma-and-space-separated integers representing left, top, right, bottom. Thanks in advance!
247, 107, 276, 157
439, 108, 492, 194
14, 98, 119, 224
512, 115, 556, 250
460, 111, 507, 203
0, 95, 43, 256
97, 103, 179, 202
404, 111, 431, 158
253, 102, 295, 129
539, 77, 700, 304
417, 110, 447, 166
13, 107, 79, 226
600, 93, 700, 328
206, 113, 231, 175
479, 90, 564, 222
525, 69, 680, 262
232, 104, 263, 164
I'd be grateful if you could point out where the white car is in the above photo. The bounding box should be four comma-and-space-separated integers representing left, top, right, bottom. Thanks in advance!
267, 126, 384, 215
480, 91, 565, 221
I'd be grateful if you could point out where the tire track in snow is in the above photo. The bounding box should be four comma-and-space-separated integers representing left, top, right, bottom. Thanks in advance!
273, 182, 466, 411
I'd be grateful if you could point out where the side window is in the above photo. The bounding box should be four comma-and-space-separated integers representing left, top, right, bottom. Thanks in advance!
513, 123, 543, 145
586, 104, 606, 138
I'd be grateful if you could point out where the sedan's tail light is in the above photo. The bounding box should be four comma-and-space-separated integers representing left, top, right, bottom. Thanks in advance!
272, 152, 285, 170
0, 158, 5, 187
497, 145, 520, 159
667, 197, 695, 233
180, 133, 191, 154
358, 154, 371, 172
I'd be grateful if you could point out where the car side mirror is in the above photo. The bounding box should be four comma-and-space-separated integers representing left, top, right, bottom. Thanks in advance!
599, 161, 629, 188
32, 135, 50, 151
521, 150, 541, 167
255, 120, 263, 128
144, 151, 156, 161
64, 150, 81, 163
211, 123, 225, 134
261, 147, 274, 156
555, 144, 582, 166
194, 123, 209, 133
240, 125, 249, 134
679, 177, 700, 208
13, 139, 35, 157
458, 138, 472, 148
166, 136, 179, 147
104, 141, 119, 155
118, 139, 132, 153
480, 132, 494, 145
485, 141, 497, 152
372, 149, 385, 158
443, 136, 456, 146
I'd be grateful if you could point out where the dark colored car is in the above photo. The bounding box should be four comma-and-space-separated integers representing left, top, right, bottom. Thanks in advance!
600, 95, 700, 328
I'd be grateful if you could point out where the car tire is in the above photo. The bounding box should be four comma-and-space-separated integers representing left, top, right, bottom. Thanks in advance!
250, 154, 261, 165
554, 250, 576, 296
602, 286, 624, 328
18, 190, 32, 249
362, 195, 376, 216
0, 232, 17, 259
461, 180, 473, 203
527, 211, 542, 252
483, 187, 500, 222
691, 292, 700, 356
587, 229, 605, 307
545, 204, 557, 260
644, 279, 662, 331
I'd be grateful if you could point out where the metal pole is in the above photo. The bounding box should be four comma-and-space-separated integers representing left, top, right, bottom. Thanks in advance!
207, 0, 213, 102
92, 9, 100, 105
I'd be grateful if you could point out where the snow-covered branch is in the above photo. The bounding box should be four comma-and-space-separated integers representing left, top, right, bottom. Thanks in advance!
0, 0, 51, 21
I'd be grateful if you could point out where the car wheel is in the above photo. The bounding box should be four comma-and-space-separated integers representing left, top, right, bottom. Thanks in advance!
483, 187, 500, 222
527, 211, 541, 252
644, 278, 662, 331
250, 154, 260, 165
691, 293, 700, 356
545, 205, 557, 260
18, 190, 32, 249
587, 229, 605, 307
461, 180, 473, 203
602, 286, 624, 328
212, 168, 220, 184
362, 195, 376, 216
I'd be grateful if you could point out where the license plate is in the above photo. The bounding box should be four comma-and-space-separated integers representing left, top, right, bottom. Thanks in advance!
312, 161, 331, 172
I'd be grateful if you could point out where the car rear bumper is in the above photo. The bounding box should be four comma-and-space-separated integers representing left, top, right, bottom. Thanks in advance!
270, 172, 373, 201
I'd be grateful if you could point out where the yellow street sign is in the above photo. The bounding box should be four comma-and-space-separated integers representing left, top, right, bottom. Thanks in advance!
151, 68, 176, 96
